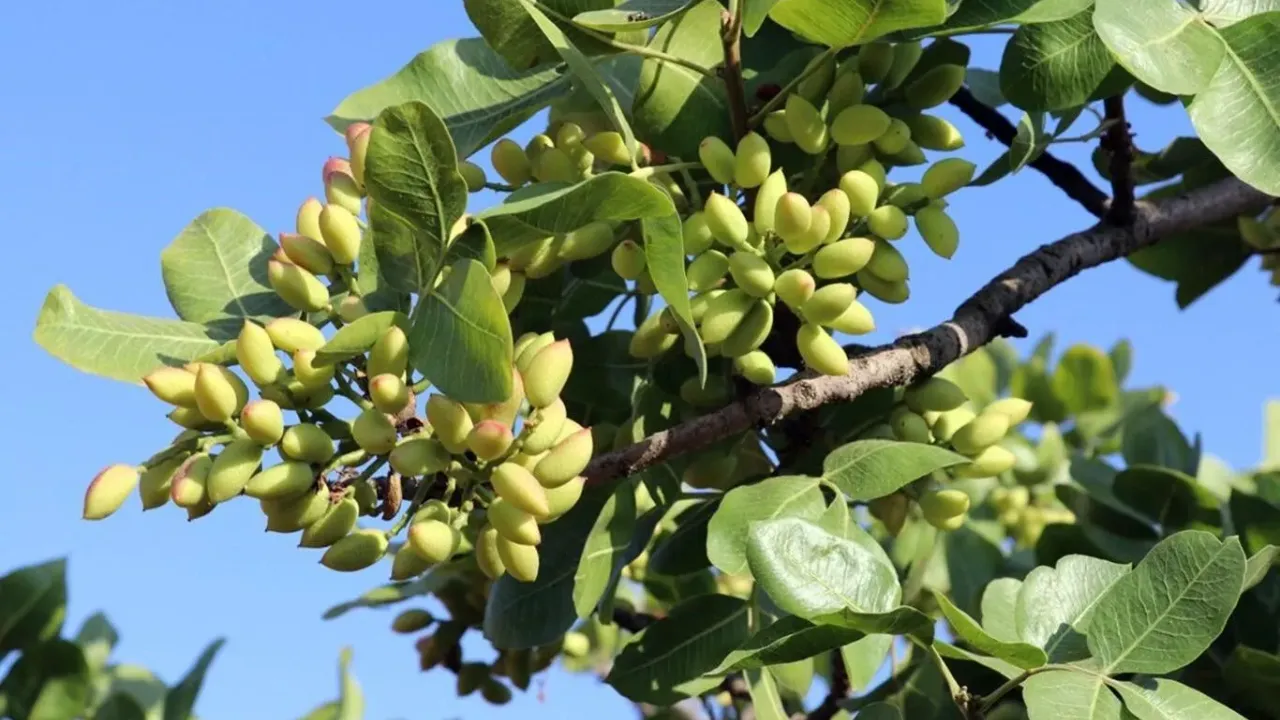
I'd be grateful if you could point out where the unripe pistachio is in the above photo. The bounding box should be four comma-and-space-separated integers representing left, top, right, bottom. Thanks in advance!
392, 608, 435, 635
467, 421, 514, 461
194, 363, 238, 422
801, 283, 857, 326
501, 271, 526, 313
774, 193, 812, 246
425, 396, 472, 454
886, 140, 927, 167
687, 248, 731, 292
857, 41, 894, 83
787, 204, 830, 255
368, 326, 410, 379
167, 407, 220, 431
775, 268, 816, 310
603, 240, 644, 283
699, 289, 754, 344
856, 270, 909, 304
534, 148, 576, 183
753, 169, 788, 236
837, 143, 874, 174
558, 221, 616, 261
265, 318, 325, 353
263, 486, 330, 532
689, 289, 725, 324
720, 299, 773, 358
872, 118, 911, 155
351, 479, 378, 517
476, 526, 506, 579
905, 378, 966, 414
459, 161, 487, 192
488, 499, 541, 545
139, 455, 185, 510
797, 324, 848, 376
523, 398, 567, 455
635, 269, 657, 295
915, 205, 959, 259
321, 528, 388, 572
681, 212, 715, 256
268, 260, 329, 312
318, 203, 362, 265
952, 444, 1018, 478
207, 439, 263, 503
385, 541, 431, 581
629, 311, 679, 359
984, 398, 1034, 426
830, 105, 892, 146
905, 114, 965, 151
352, 408, 398, 455
763, 111, 793, 143
555, 121, 585, 149
280, 232, 335, 275
950, 412, 1011, 456
389, 436, 450, 478
525, 133, 555, 163
734, 350, 777, 385
816, 189, 851, 244
84, 464, 140, 520
733, 132, 771, 188
490, 138, 533, 187
411, 499, 452, 525
920, 489, 970, 531
279, 423, 335, 464
867, 205, 908, 240
323, 157, 363, 215
784, 94, 828, 154
890, 409, 932, 443
866, 238, 909, 282
858, 160, 888, 195
827, 298, 876, 335
171, 455, 212, 508
704, 193, 750, 250
296, 196, 325, 241
368, 373, 410, 415
542, 475, 585, 522
143, 366, 198, 408
467, 367, 524, 427
921, 158, 977, 199
493, 462, 551, 517
562, 631, 591, 659
906, 64, 967, 110
343, 122, 372, 188
299, 496, 359, 548
883, 41, 924, 90
289, 351, 332, 392
930, 406, 976, 443
408, 519, 461, 565
683, 453, 738, 490
583, 131, 632, 165
839, 171, 879, 220
244, 460, 315, 500
524, 339, 573, 409
235, 321, 283, 386
727, 252, 775, 298
497, 536, 541, 585
534, 428, 593, 488
698, 136, 736, 185
868, 492, 909, 535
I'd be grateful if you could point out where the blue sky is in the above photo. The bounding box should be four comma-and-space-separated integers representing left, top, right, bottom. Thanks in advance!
2, 2, 1277, 719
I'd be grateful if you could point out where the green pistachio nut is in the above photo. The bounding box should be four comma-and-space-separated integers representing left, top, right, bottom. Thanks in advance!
534, 428, 593, 488
720, 299, 773, 358
83, 464, 140, 520
704, 193, 751, 251
427, 395, 474, 454
827, 298, 876, 335
389, 436, 450, 477
320, 528, 389, 572
488, 499, 541, 546
482, 679, 513, 706
345, 123, 371, 188
491, 263, 514, 298
856, 270, 909, 304
872, 118, 911, 155
392, 608, 435, 634
280, 423, 336, 464
952, 445, 1018, 479
468, 420, 514, 461
491, 138, 532, 186
291, 349, 333, 390
857, 159, 888, 192
555, 122, 585, 148
244, 460, 315, 500
300, 497, 359, 548
492, 462, 551, 517
265, 318, 325, 353
984, 398, 1033, 426
915, 206, 959, 259
801, 283, 856, 326
775, 268, 816, 310
784, 94, 828, 154
411, 499, 452, 525
522, 398, 567, 455
883, 41, 923, 90
139, 455, 185, 510
890, 409, 932, 443
687, 250, 731, 296
323, 157, 363, 214
629, 311, 679, 359
369, 373, 410, 415
143, 366, 197, 408
836, 143, 874, 174
236, 320, 283, 386
797, 324, 848, 376
389, 541, 432, 580
559, 221, 616, 262
681, 212, 715, 256
950, 412, 1012, 456
733, 131, 771, 188
763, 111, 793, 143
830, 105, 891, 146
497, 535, 540, 582
857, 41, 894, 83
634, 269, 657, 295
263, 487, 329, 533
816, 189, 851, 244
921, 158, 977, 199
920, 489, 969, 531
459, 161, 487, 192
839, 170, 880, 218
734, 350, 777, 385
524, 339, 573, 409
525, 134, 555, 164
352, 408, 398, 455
533, 148, 576, 183
207, 439, 263, 503
866, 239, 909, 282
610, 239, 647, 280
866, 205, 908, 240
368, 326, 410, 379
170, 455, 212, 508
787, 204, 831, 255
352, 479, 378, 516
904, 378, 967, 413
753, 170, 788, 236
280, 232, 335, 275
699, 289, 754, 344
886, 140, 927, 167
542, 476, 585, 523
698, 136, 736, 185
583, 131, 632, 165
905, 114, 964, 151
502, 271, 526, 313
683, 453, 738, 490
774, 192, 813, 247
167, 407, 220, 431
194, 363, 239, 422
296, 196, 325, 241
869, 492, 909, 535
828, 67, 867, 117
515, 331, 553, 375
690, 289, 725, 324
317, 203, 362, 265
930, 406, 976, 443
727, 252, 775, 298
476, 526, 507, 579
408, 519, 461, 565
905, 64, 966, 110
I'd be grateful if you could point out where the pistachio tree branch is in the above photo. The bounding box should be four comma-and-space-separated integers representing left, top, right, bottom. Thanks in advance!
805, 650, 850, 720
1102, 95, 1136, 225
584, 176, 1273, 485
720, 6, 749, 142
948, 87, 1110, 218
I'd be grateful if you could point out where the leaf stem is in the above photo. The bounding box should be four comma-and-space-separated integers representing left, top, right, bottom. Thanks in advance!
747, 47, 839, 128
628, 161, 703, 181
536, 1, 718, 79
920, 643, 965, 711
925, 26, 1017, 39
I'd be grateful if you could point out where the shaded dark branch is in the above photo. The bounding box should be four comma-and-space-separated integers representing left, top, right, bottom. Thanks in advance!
1102, 95, 1136, 225
612, 607, 659, 633
948, 87, 1110, 219
584, 177, 1272, 486
720, 7, 749, 142
806, 650, 850, 720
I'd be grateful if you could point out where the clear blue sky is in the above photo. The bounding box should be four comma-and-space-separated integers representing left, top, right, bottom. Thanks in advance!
2, 3, 1277, 719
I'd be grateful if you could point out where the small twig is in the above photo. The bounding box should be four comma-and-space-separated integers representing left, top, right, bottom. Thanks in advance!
612, 607, 659, 632
719, 6, 749, 142
805, 650, 850, 720
1102, 95, 1136, 225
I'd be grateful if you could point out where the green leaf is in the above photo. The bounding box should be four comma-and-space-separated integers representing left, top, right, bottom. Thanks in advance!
101, 665, 167, 720
980, 577, 1022, 643
327, 38, 570, 159
484, 481, 617, 649
858, 702, 904, 720
464, 0, 623, 71
0, 639, 91, 720
1121, 407, 1199, 476
1228, 489, 1280, 556
707, 475, 826, 575
746, 518, 900, 620
1197, 0, 1280, 26
943, 0, 1093, 31
934, 640, 1022, 679
297, 701, 341, 720
1113, 466, 1220, 533
1015, 554, 1130, 664
713, 615, 865, 672
519, 0, 638, 165
365, 101, 468, 292
1187, 12, 1280, 197
321, 568, 462, 620
821, 440, 970, 502
573, 480, 639, 617
1112, 677, 1247, 720
1243, 545, 1278, 590
1009, 111, 1047, 174
1109, 339, 1132, 385
945, 524, 1006, 617
444, 219, 497, 272
768, 0, 950, 48
73, 612, 118, 673
1222, 646, 1280, 715
162, 638, 224, 720
632, 1, 731, 159
605, 594, 749, 704
842, 634, 894, 691
0, 559, 67, 661
933, 591, 1048, 669
1023, 670, 1121, 720
742, 0, 782, 35
96, 694, 149, 720
407, 259, 513, 404
34, 285, 223, 384
817, 606, 935, 642
650, 498, 717, 575
1093, 0, 1223, 95
575, 0, 695, 31
818, 497, 853, 538
1000, 10, 1118, 111
1088, 530, 1245, 674
479, 172, 673, 233
159, 208, 292, 326
1126, 222, 1252, 309
746, 668, 788, 720
336, 648, 363, 720
642, 213, 706, 385
1051, 344, 1118, 415
314, 312, 409, 366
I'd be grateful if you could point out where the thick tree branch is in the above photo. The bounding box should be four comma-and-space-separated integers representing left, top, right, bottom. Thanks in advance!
804, 650, 850, 720
720, 7, 749, 142
584, 177, 1272, 486
1102, 96, 1136, 225
948, 87, 1110, 219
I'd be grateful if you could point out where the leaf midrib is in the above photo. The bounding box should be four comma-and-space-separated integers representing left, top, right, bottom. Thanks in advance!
611, 604, 748, 681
